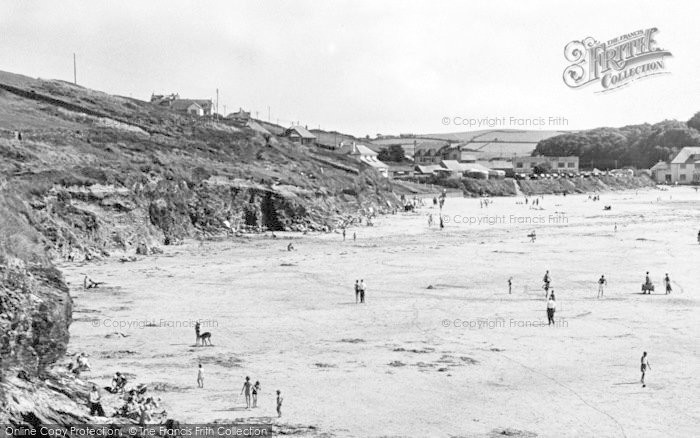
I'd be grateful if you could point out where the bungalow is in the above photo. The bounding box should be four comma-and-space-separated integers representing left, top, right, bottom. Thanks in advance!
283, 125, 316, 145
167, 98, 214, 116
669, 146, 700, 184
170, 99, 203, 116
439, 160, 493, 179
338, 142, 388, 177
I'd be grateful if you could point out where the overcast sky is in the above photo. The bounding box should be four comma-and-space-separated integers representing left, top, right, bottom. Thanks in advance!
2, 0, 699, 136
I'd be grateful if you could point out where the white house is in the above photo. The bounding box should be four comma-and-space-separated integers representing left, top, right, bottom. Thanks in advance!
669, 147, 700, 184
338, 142, 389, 177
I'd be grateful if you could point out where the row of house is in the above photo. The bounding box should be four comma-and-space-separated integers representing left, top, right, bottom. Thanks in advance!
650, 147, 700, 184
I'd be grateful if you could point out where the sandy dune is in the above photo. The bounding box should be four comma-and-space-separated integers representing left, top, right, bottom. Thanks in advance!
62, 187, 700, 437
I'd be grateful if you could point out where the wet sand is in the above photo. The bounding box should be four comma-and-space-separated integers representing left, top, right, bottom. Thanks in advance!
62, 187, 700, 437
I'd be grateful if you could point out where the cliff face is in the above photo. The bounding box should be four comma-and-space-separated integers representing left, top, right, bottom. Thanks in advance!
0, 70, 399, 425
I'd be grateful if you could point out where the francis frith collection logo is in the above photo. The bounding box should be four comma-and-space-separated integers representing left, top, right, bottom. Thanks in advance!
563, 28, 672, 92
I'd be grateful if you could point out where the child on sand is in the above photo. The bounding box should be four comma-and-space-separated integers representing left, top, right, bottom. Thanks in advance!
197, 364, 204, 388
252, 381, 261, 408
276, 390, 283, 417
597, 274, 607, 298
241, 376, 252, 408
641, 352, 651, 387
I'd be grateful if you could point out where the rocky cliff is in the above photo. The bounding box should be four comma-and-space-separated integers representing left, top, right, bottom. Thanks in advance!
0, 70, 399, 426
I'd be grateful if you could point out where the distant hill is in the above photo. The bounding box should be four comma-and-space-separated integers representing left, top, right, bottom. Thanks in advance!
534, 121, 700, 169
371, 129, 571, 159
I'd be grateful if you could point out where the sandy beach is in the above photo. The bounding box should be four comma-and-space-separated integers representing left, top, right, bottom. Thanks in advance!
62, 187, 700, 437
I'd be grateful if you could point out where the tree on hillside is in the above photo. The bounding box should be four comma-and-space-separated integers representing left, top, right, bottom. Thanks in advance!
378, 145, 406, 162
533, 120, 700, 169
687, 111, 700, 132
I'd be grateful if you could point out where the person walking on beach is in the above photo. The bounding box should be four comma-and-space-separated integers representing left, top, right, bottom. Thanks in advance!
643, 271, 652, 294
354, 280, 360, 303
88, 384, 105, 416
508, 277, 512, 294
597, 274, 607, 298
543, 270, 551, 297
241, 376, 252, 408
546, 292, 556, 326
641, 352, 651, 387
252, 381, 261, 408
197, 364, 204, 388
359, 279, 366, 303
276, 390, 283, 417
664, 273, 672, 294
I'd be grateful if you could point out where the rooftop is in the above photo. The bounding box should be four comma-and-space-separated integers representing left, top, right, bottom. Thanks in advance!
670, 147, 700, 164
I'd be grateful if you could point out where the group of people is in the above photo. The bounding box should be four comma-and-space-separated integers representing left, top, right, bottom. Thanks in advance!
354, 279, 367, 303
643, 271, 673, 294
117, 384, 163, 423
87, 371, 165, 423
238, 376, 282, 417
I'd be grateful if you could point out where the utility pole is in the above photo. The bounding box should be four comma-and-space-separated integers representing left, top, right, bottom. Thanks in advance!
73, 53, 77, 85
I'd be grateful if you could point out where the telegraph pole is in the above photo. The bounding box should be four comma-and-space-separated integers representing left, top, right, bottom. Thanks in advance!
73, 53, 77, 84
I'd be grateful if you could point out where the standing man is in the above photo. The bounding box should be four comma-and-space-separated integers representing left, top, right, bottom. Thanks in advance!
241, 376, 252, 409
354, 280, 360, 304
664, 273, 672, 294
597, 274, 607, 298
88, 384, 105, 416
197, 364, 204, 388
359, 279, 366, 303
508, 277, 512, 295
546, 292, 556, 326
641, 352, 651, 387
